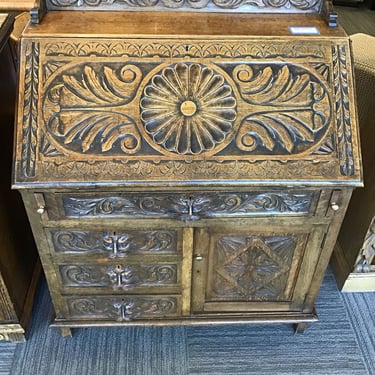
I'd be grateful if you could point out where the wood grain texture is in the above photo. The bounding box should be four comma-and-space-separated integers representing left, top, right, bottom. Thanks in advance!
22, 11, 347, 38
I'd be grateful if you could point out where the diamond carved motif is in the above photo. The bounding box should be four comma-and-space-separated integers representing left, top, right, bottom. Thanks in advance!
212, 235, 296, 301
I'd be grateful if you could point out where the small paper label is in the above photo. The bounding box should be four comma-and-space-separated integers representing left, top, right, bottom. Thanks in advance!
289, 26, 320, 35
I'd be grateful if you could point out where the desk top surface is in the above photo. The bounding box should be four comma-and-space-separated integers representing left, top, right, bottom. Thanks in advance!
22, 12, 347, 39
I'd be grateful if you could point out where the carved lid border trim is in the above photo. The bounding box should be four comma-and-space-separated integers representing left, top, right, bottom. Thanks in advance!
14, 157, 364, 189
43, 39, 327, 60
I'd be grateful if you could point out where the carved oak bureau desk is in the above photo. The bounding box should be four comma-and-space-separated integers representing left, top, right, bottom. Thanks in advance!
12, 0, 362, 335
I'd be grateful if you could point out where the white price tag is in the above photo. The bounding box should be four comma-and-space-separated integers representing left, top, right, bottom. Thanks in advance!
289, 26, 320, 35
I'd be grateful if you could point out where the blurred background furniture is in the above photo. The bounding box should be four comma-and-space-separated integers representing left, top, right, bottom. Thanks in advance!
331, 33, 375, 291
0, 11, 40, 342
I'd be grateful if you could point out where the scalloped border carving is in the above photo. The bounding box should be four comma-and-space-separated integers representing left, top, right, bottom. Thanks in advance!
46, 0, 321, 12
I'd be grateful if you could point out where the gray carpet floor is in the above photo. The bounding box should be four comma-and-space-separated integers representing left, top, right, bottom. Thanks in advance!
343, 292, 375, 375
0, 344, 16, 375
0, 269, 373, 375
335, 4, 375, 36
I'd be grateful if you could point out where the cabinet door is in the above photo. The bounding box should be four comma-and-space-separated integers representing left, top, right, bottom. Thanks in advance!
191, 221, 326, 314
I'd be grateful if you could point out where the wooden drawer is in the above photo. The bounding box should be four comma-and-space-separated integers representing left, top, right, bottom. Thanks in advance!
40, 190, 320, 221
58, 262, 181, 293
64, 294, 181, 321
45, 228, 182, 258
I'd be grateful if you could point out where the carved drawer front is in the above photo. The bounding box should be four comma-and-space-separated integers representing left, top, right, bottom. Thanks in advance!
64, 295, 181, 321
42, 190, 318, 221
192, 222, 327, 314
46, 228, 181, 258
58, 263, 181, 293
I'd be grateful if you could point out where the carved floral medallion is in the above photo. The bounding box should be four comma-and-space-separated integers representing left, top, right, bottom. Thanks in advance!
140, 63, 237, 155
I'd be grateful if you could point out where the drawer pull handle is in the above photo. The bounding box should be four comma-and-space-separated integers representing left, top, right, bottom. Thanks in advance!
180, 197, 200, 221
330, 202, 340, 211
36, 206, 45, 215
187, 197, 194, 217
113, 300, 136, 321
195, 254, 203, 261
103, 234, 129, 258
107, 265, 134, 289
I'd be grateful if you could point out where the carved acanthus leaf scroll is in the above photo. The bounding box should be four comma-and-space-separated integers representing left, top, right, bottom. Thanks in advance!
233, 64, 331, 154
48, 111, 141, 154
40, 132, 65, 157
43, 64, 142, 155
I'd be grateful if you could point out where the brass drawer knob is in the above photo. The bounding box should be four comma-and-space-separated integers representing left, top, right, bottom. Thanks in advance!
36, 206, 45, 214
330, 202, 340, 211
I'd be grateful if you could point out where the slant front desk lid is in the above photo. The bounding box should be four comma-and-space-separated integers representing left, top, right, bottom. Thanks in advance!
13, 12, 362, 189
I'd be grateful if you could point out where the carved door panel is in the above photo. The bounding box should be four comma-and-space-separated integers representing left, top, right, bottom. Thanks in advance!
191, 221, 327, 314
